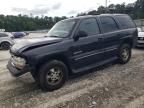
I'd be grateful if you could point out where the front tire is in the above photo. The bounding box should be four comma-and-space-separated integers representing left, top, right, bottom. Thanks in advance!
38, 60, 68, 91
118, 44, 131, 64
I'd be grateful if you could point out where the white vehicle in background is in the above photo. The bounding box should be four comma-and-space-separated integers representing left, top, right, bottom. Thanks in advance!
0, 32, 14, 50
137, 27, 144, 47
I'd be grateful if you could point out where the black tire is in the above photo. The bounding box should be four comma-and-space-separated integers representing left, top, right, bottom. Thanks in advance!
38, 60, 68, 91
1, 42, 11, 50
118, 44, 131, 64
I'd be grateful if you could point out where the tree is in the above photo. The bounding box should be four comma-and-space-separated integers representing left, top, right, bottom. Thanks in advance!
87, 10, 97, 15
0, 15, 68, 32
97, 6, 106, 14
134, 0, 144, 19
0, 0, 144, 32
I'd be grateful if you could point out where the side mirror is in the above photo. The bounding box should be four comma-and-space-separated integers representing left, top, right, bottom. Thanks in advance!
74, 31, 88, 41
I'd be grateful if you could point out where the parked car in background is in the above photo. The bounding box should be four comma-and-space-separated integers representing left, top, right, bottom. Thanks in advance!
0, 32, 14, 50
12, 32, 28, 38
137, 27, 144, 47
7, 14, 138, 91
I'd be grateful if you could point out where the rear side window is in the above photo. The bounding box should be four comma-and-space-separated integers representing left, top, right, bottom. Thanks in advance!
78, 18, 100, 36
0, 33, 8, 37
116, 15, 136, 29
100, 16, 119, 33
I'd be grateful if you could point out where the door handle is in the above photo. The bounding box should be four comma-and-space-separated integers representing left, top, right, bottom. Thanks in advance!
98, 37, 103, 41
125, 33, 130, 36
117, 34, 121, 36
118, 33, 130, 36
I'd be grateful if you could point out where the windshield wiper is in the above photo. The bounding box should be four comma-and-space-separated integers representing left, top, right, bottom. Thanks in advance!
49, 35, 60, 38
44, 35, 64, 38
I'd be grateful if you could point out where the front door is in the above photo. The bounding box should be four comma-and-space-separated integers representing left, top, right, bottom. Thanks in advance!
69, 18, 105, 72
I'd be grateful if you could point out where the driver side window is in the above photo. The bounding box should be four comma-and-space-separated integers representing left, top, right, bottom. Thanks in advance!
78, 18, 100, 36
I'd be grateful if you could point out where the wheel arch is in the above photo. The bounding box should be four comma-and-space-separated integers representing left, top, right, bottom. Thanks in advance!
0, 41, 11, 45
120, 38, 133, 48
35, 53, 72, 75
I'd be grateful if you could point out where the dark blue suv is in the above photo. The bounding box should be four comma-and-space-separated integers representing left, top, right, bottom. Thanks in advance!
7, 14, 138, 91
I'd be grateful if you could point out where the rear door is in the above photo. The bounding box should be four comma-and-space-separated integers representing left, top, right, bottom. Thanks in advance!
115, 15, 138, 47
98, 16, 120, 60
70, 18, 104, 72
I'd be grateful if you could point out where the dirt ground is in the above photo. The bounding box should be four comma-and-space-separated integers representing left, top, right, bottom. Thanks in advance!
0, 48, 144, 108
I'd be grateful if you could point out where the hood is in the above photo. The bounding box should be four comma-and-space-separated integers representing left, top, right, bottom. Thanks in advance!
11, 37, 63, 54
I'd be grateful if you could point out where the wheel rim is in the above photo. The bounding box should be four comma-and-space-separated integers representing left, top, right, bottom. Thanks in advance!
46, 67, 63, 85
1, 43, 10, 49
121, 48, 129, 61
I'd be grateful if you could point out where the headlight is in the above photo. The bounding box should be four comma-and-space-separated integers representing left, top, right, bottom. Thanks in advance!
11, 56, 26, 69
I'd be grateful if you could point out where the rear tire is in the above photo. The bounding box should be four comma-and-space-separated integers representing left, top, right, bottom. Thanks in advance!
0, 42, 11, 50
38, 60, 68, 91
118, 44, 131, 64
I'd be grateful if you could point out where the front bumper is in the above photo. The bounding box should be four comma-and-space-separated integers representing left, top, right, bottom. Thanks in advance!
7, 59, 31, 77
137, 40, 144, 47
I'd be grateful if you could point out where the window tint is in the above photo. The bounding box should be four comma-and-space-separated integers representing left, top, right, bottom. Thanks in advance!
100, 17, 119, 33
78, 18, 100, 36
116, 15, 135, 29
0, 33, 8, 37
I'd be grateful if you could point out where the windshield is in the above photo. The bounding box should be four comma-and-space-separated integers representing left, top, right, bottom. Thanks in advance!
46, 20, 76, 38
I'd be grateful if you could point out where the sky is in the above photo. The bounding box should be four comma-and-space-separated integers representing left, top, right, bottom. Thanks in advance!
0, 0, 137, 17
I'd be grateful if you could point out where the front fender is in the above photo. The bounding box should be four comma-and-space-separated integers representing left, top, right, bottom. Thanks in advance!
23, 46, 68, 67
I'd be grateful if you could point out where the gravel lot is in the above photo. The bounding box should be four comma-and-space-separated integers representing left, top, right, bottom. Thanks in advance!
0, 40, 144, 108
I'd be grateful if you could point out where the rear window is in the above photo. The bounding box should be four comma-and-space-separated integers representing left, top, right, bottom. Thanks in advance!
116, 15, 136, 29
100, 16, 119, 33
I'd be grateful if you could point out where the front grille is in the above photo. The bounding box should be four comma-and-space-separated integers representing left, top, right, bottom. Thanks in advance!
138, 43, 144, 46
138, 37, 144, 40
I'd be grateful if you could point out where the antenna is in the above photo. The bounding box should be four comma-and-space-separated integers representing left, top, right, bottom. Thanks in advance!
105, 0, 108, 8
